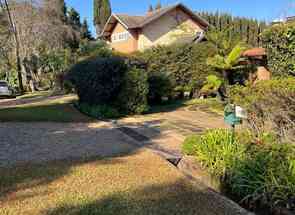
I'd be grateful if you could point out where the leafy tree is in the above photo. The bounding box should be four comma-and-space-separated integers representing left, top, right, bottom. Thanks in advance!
81, 19, 93, 40
93, 0, 111, 35
0, 0, 24, 91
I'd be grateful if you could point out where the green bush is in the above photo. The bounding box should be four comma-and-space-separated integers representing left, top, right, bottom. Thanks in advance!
116, 68, 149, 114
262, 23, 295, 76
182, 129, 295, 211
68, 55, 149, 116
147, 72, 174, 103
137, 42, 218, 97
68, 57, 127, 106
230, 78, 295, 142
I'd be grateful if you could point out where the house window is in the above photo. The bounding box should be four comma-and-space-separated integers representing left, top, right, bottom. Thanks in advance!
112, 31, 130, 42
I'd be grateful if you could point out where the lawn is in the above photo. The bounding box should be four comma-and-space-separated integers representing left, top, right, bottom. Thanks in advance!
0, 150, 243, 215
0, 94, 91, 122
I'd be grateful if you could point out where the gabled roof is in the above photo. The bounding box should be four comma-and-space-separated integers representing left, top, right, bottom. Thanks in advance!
101, 3, 209, 37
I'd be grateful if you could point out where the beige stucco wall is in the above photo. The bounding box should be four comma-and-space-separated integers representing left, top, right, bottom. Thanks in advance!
138, 8, 204, 51
110, 22, 138, 53
255, 66, 271, 82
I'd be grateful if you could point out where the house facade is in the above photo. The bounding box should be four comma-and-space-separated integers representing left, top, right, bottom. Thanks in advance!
101, 3, 209, 53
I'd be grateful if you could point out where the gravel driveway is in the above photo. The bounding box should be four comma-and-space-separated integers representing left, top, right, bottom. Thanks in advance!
0, 122, 139, 167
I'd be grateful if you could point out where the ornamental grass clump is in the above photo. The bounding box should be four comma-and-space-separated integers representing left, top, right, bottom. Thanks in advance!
182, 129, 295, 212
182, 129, 248, 178
230, 142, 295, 211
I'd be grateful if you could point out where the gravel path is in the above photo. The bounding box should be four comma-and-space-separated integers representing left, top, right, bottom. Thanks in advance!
0, 122, 139, 167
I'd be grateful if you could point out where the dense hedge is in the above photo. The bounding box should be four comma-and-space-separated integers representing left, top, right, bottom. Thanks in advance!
182, 129, 295, 213
137, 42, 218, 98
262, 23, 295, 77
230, 78, 295, 142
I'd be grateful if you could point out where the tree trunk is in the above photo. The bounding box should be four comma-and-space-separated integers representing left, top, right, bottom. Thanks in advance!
3, 0, 24, 92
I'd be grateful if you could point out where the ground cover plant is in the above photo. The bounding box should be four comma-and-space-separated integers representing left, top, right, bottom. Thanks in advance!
182, 129, 295, 213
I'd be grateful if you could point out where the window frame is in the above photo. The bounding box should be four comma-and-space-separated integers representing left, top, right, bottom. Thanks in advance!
112, 31, 130, 42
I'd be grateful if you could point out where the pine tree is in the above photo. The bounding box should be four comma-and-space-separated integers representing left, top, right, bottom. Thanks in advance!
155, 1, 162, 10
246, 23, 250, 44
93, 0, 112, 36
81, 19, 93, 40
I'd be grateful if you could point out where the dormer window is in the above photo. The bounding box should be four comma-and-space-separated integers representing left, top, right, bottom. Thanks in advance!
112, 32, 130, 42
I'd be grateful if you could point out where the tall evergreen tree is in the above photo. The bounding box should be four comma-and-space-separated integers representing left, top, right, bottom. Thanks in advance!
93, 0, 111, 36
155, 1, 162, 10
81, 19, 93, 40
197, 11, 268, 47
148, 5, 153, 13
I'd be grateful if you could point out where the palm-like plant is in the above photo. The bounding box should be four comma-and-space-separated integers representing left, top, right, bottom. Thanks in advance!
207, 43, 247, 83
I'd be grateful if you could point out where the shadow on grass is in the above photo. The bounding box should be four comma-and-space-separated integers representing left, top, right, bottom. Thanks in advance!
0, 122, 161, 202
0, 103, 93, 122
0, 155, 130, 203
43, 179, 244, 215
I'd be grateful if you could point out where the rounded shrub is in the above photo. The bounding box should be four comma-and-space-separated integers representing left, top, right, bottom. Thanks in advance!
147, 72, 174, 103
68, 57, 127, 106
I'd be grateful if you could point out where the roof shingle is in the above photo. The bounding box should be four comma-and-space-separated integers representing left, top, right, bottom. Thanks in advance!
102, 3, 209, 36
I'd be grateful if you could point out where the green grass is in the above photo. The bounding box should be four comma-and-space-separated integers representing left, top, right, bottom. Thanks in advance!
0, 150, 236, 215
0, 95, 91, 122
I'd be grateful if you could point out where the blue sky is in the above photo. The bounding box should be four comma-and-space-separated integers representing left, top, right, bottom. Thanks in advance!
65, 0, 295, 36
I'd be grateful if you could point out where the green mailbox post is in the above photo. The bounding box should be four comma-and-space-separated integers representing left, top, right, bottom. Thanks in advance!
224, 103, 243, 144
